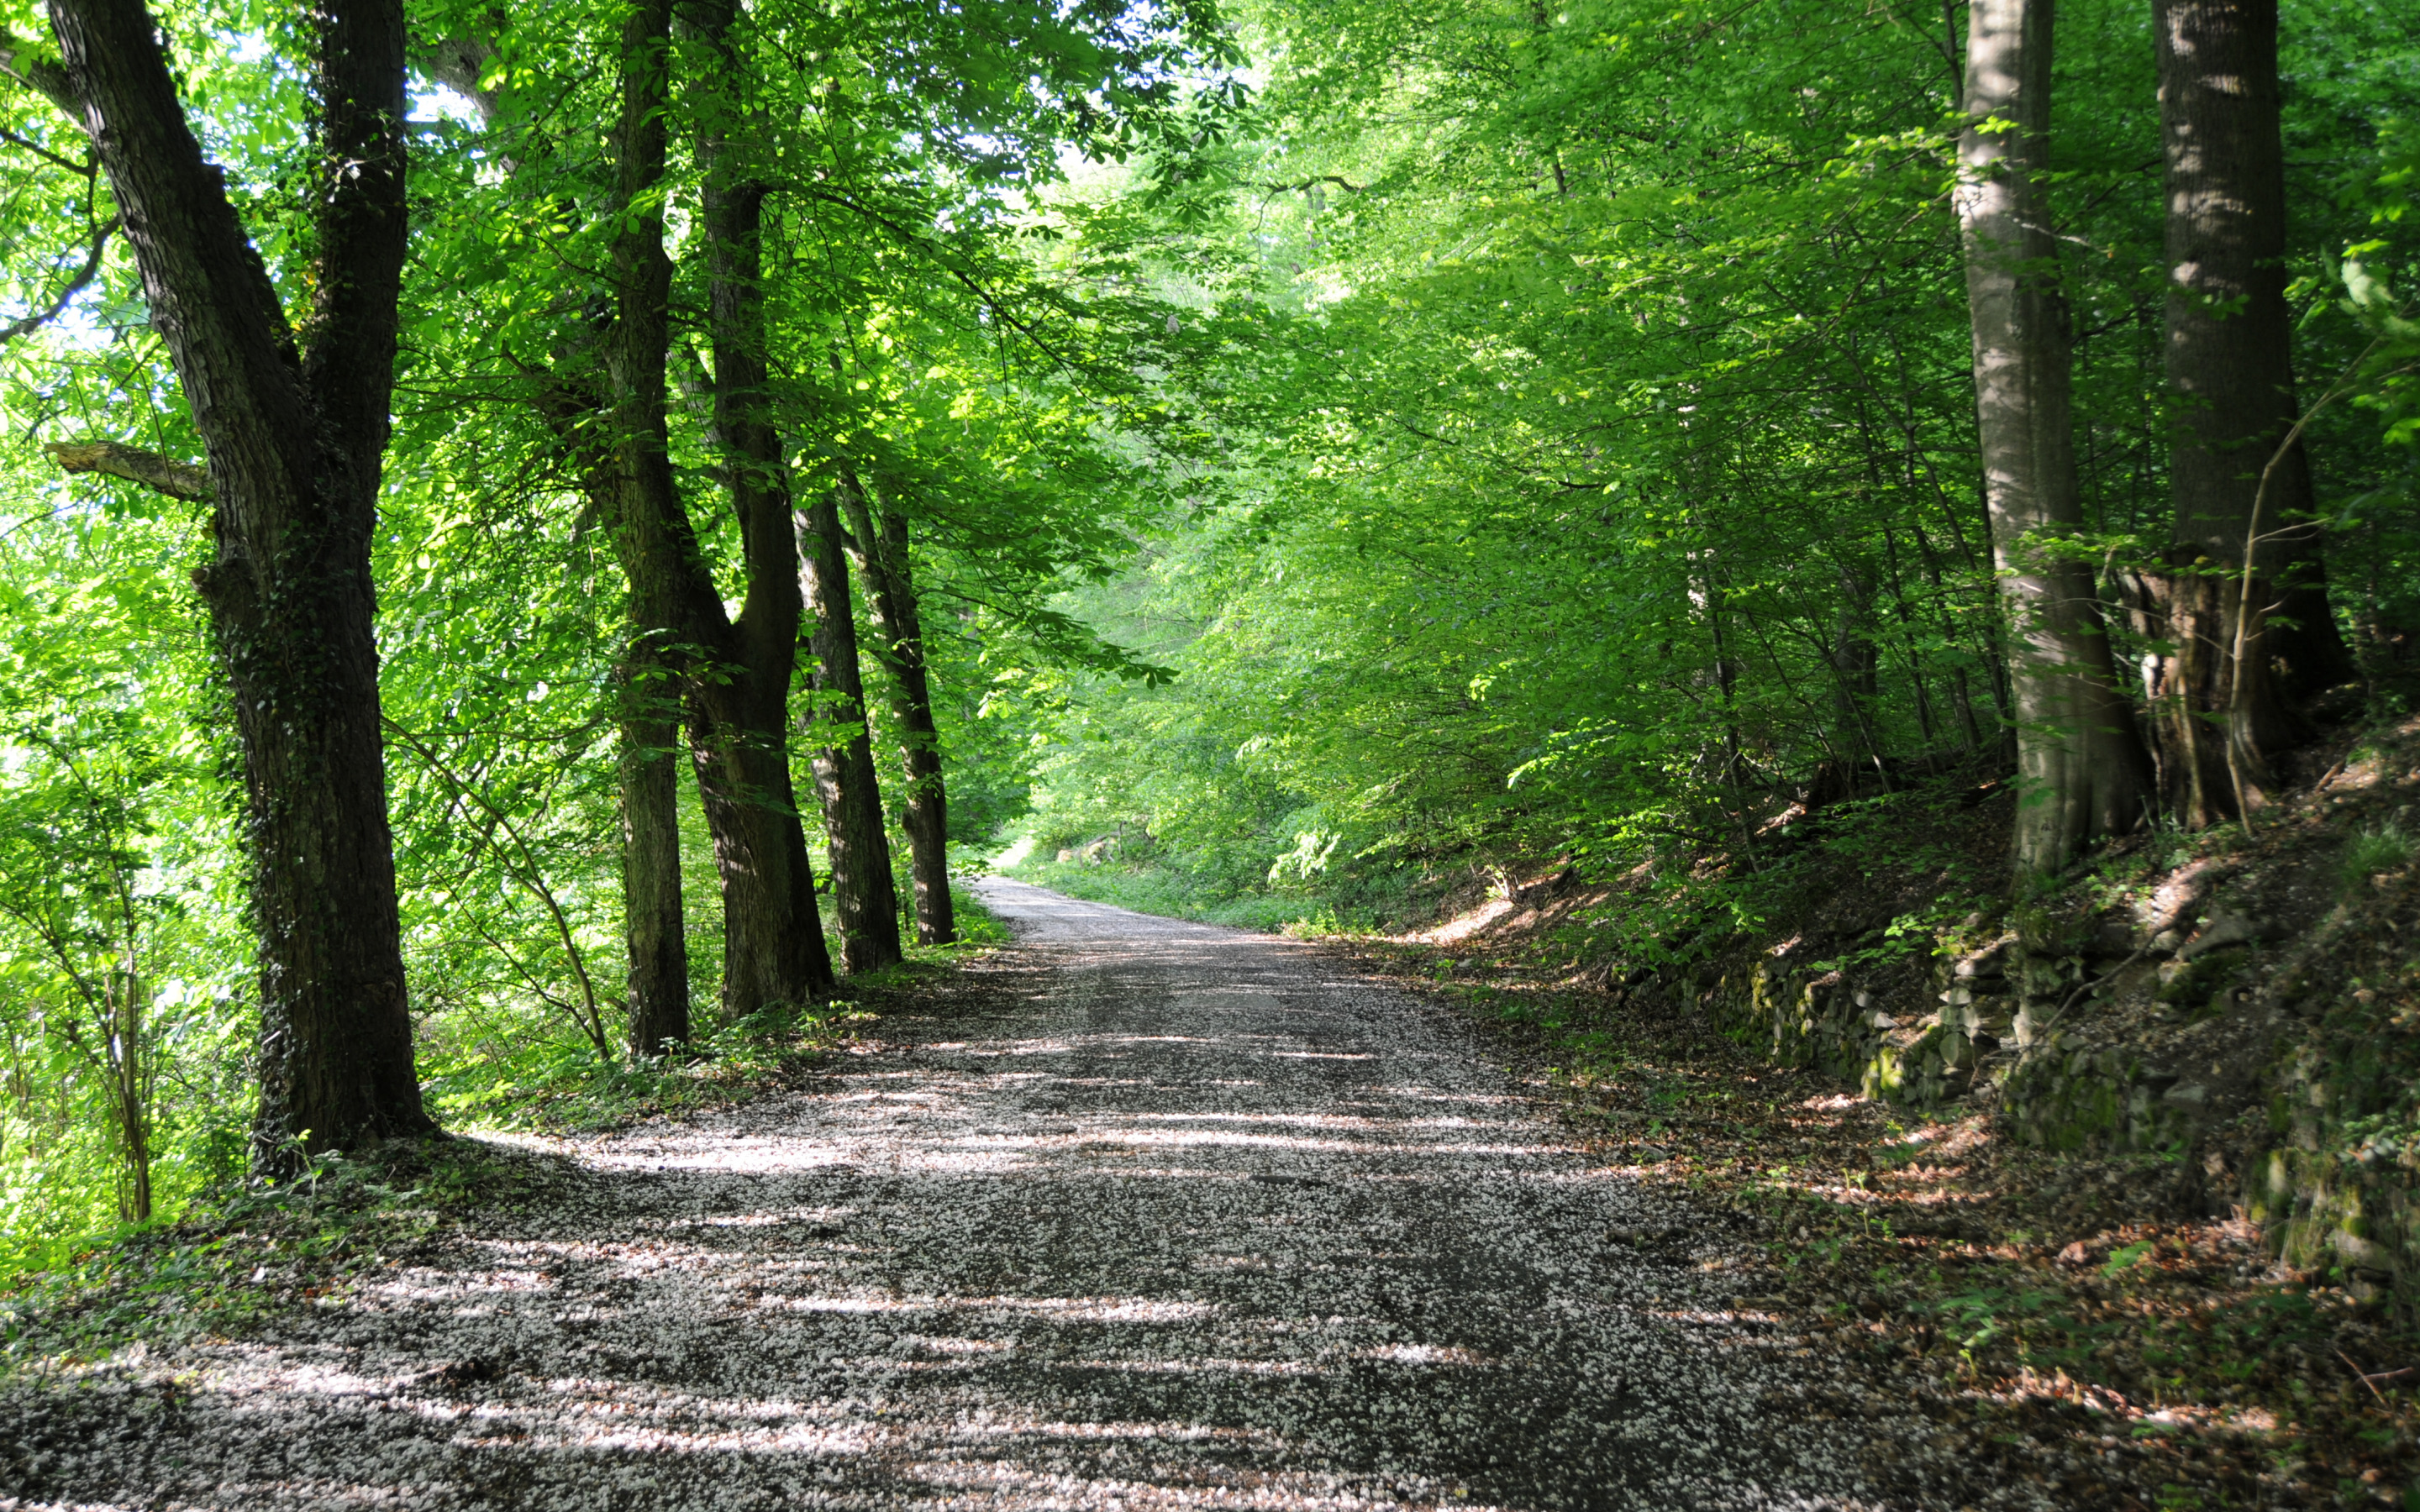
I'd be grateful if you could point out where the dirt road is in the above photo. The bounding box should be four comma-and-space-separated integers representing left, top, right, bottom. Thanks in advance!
0, 880, 1983, 1510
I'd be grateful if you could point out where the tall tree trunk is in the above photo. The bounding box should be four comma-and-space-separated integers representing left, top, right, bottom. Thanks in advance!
799, 491, 904, 972
1956, 0, 2153, 874
610, 0, 831, 1016
2148, 0, 2352, 824
838, 478, 955, 943
1878, 528, 1942, 753
617, 647, 690, 1056
1906, 521, 1991, 754
45, 0, 432, 1165
418, 29, 697, 1046
561, 431, 694, 1055
1828, 560, 1886, 780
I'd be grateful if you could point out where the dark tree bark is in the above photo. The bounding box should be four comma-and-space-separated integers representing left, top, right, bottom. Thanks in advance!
1827, 560, 1885, 777
610, 0, 831, 1014
2146, 0, 2354, 825
800, 491, 903, 972
519, 386, 696, 1055
617, 644, 691, 1057
39, 0, 432, 1163
838, 477, 955, 943
1956, 0, 2154, 874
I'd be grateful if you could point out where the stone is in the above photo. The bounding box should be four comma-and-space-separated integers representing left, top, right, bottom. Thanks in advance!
1954, 956, 2006, 981
2181, 910, 2265, 960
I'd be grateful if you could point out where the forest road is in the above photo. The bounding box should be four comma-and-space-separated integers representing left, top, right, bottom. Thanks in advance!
0, 879, 1996, 1512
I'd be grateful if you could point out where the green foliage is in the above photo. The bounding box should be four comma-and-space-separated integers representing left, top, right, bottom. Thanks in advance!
981, 0, 2415, 974
0, 494, 250, 1273
2342, 825, 2416, 898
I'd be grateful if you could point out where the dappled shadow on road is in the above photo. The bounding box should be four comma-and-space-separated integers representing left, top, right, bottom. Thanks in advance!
0, 882, 1941, 1510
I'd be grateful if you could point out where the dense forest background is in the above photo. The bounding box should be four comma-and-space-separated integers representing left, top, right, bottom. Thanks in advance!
1008, 0, 2420, 932
0, 0, 2413, 1283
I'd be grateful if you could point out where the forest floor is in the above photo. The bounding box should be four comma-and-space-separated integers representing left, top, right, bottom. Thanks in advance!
0, 877, 2077, 1511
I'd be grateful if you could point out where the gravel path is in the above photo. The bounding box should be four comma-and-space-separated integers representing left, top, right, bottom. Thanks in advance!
0, 880, 1978, 1510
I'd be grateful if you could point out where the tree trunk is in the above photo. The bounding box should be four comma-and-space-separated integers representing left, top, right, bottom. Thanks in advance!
46, 0, 432, 1165
618, 648, 690, 1056
2270, 568, 2359, 695
800, 490, 903, 973
1956, 0, 2153, 874
561, 431, 695, 1055
2148, 0, 2350, 823
838, 478, 955, 943
608, 0, 831, 1016
112, 965, 150, 1220
419, 27, 701, 1046
1828, 560, 1886, 780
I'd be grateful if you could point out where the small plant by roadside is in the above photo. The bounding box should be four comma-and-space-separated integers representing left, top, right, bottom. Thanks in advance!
2341, 825, 2414, 900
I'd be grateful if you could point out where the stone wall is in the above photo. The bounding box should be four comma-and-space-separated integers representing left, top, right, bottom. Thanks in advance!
2248, 990, 2420, 1305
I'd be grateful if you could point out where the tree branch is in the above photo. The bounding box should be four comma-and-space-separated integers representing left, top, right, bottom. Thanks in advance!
0, 123, 90, 172
1252, 174, 1365, 194
1, 218, 112, 345
0, 30, 82, 118
781, 184, 1082, 369
44, 438, 210, 501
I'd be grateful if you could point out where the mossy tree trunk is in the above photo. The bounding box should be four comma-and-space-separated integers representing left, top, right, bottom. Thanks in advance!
799, 491, 903, 973
617, 646, 691, 1056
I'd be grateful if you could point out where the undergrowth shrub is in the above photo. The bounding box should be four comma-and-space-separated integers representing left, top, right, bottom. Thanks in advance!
2342, 825, 2414, 898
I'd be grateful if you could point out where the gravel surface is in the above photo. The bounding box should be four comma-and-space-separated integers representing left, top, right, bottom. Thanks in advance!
0, 880, 1997, 1510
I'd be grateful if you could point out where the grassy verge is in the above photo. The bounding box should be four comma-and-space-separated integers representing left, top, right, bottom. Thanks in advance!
0, 1135, 533, 1378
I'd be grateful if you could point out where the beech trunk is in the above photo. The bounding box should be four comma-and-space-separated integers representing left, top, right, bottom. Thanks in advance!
800, 491, 903, 973
838, 480, 955, 944
1956, 0, 2153, 874
417, 32, 697, 1048
47, 0, 432, 1163
2146, 0, 2352, 824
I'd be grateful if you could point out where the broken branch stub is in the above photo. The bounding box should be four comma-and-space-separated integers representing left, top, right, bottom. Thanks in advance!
45, 439, 210, 501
